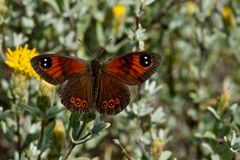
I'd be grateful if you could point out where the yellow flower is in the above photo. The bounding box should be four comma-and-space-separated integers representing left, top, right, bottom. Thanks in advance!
0, 0, 7, 15
53, 119, 66, 151
112, 4, 126, 16
112, 4, 127, 38
187, 1, 198, 14
5, 44, 40, 79
219, 79, 231, 113
152, 138, 164, 160
221, 6, 236, 30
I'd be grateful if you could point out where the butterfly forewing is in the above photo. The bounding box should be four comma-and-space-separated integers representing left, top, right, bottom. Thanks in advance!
31, 54, 89, 85
31, 51, 161, 115
102, 52, 161, 85
96, 73, 130, 115
59, 74, 94, 113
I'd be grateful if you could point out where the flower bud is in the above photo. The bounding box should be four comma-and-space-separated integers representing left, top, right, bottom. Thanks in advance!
186, 1, 198, 15
219, 79, 231, 113
112, 4, 127, 38
37, 80, 56, 111
53, 119, 66, 151
152, 138, 164, 160
221, 6, 236, 30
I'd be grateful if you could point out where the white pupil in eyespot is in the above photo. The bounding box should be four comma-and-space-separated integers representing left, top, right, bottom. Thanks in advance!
43, 59, 48, 66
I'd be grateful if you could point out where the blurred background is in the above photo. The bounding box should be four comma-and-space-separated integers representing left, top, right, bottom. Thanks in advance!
0, 0, 240, 159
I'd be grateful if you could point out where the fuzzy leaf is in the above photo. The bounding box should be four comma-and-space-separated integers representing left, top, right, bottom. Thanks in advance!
43, 107, 64, 120
19, 103, 42, 117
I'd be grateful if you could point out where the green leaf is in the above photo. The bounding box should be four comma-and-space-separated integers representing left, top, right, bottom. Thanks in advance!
207, 106, 221, 120
201, 142, 214, 155
194, 131, 216, 140
22, 133, 39, 150
90, 113, 110, 135
40, 121, 55, 150
68, 112, 96, 139
68, 113, 82, 138
0, 109, 10, 120
81, 113, 96, 122
160, 151, 172, 160
43, 107, 64, 120
42, 0, 64, 14
19, 103, 42, 117
69, 113, 110, 145
73, 158, 90, 160
151, 107, 165, 124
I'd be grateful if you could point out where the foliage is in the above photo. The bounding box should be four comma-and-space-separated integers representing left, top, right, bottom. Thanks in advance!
0, 0, 240, 159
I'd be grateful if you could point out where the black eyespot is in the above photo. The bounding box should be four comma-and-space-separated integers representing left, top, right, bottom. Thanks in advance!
40, 57, 52, 69
74, 98, 81, 107
101, 100, 108, 109
82, 100, 88, 108
140, 54, 151, 67
108, 99, 115, 108
76, 101, 80, 105
70, 97, 75, 103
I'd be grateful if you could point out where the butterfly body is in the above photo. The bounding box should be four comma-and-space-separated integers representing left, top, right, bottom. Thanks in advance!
31, 52, 161, 115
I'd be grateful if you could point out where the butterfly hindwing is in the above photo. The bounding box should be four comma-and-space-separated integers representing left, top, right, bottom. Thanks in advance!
31, 54, 89, 85
96, 73, 130, 115
59, 74, 94, 113
31, 51, 161, 115
102, 52, 161, 85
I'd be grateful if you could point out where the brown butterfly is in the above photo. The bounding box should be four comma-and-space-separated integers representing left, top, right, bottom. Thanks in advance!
31, 51, 161, 115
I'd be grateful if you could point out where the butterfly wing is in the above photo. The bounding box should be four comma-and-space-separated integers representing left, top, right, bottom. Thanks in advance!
102, 52, 161, 85
96, 73, 130, 115
59, 74, 94, 113
31, 54, 89, 85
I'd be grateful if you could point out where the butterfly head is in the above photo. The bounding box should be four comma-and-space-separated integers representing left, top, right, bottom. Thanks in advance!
91, 59, 101, 77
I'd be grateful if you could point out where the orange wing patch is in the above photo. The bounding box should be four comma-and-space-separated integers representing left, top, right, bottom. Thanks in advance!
102, 52, 161, 85
31, 54, 89, 85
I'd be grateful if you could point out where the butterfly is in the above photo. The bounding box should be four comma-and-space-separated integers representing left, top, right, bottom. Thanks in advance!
31, 51, 161, 115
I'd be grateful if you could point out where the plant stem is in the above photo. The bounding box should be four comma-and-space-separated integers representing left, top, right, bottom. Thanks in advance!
63, 121, 87, 160
113, 139, 132, 160
16, 113, 22, 159
37, 120, 45, 160
197, 0, 206, 85
63, 144, 75, 160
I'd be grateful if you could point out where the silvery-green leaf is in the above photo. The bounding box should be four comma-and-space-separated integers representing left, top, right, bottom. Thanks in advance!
201, 142, 214, 155
160, 151, 172, 160
207, 106, 220, 120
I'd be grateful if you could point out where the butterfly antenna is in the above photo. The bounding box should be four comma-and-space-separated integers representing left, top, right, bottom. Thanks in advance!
78, 39, 92, 55
95, 38, 112, 59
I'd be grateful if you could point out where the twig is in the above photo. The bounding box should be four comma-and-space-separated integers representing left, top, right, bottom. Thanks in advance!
63, 121, 87, 160
197, 0, 206, 85
113, 139, 132, 160
37, 120, 45, 160
16, 113, 22, 159
135, 12, 142, 51
63, 144, 75, 160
